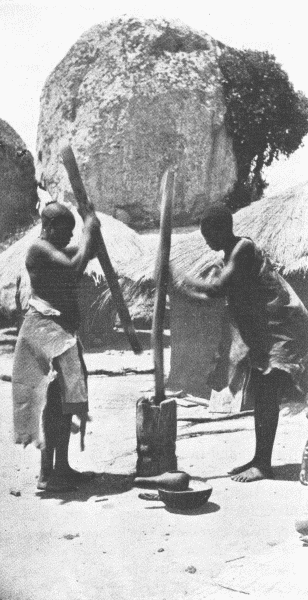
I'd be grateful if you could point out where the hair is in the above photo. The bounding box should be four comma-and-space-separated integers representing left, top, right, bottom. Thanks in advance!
200, 203, 233, 236
41, 201, 75, 229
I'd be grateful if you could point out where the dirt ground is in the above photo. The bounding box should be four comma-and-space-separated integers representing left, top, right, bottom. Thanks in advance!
1, 343, 308, 599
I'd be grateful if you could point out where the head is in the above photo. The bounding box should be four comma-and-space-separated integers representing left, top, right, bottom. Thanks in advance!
200, 204, 233, 251
41, 201, 75, 248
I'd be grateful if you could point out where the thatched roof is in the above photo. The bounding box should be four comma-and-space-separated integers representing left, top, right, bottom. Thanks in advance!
98, 180, 308, 326
233, 181, 308, 276
3, 181, 307, 324
0, 208, 145, 318
124, 228, 219, 285
128, 180, 308, 287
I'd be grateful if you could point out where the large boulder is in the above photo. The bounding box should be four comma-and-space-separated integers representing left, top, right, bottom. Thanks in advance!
36, 17, 237, 229
0, 119, 38, 243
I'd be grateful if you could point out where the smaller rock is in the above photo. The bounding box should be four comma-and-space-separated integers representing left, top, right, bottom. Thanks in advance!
157, 548, 165, 553
185, 565, 197, 574
10, 488, 21, 497
62, 533, 80, 540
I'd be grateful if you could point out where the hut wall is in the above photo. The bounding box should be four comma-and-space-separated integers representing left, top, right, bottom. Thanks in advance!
168, 286, 226, 398
168, 274, 308, 409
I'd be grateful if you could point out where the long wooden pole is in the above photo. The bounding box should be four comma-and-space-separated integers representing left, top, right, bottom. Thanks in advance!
152, 168, 175, 405
60, 144, 142, 355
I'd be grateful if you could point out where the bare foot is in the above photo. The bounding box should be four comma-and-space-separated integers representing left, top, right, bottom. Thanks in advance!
231, 465, 273, 483
42, 473, 78, 492
228, 460, 255, 475
37, 470, 54, 490
37, 478, 49, 491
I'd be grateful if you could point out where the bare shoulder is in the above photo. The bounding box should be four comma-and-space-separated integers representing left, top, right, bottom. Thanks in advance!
228, 238, 255, 275
26, 238, 67, 271
63, 246, 78, 258
232, 237, 255, 259
26, 238, 52, 261
234, 237, 254, 250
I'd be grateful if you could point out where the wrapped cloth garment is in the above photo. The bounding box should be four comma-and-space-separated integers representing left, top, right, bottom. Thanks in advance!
12, 307, 88, 449
226, 242, 308, 395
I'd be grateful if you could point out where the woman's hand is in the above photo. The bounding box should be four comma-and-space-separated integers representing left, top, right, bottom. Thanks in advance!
182, 274, 203, 288
83, 211, 101, 259
84, 211, 101, 235
177, 280, 211, 303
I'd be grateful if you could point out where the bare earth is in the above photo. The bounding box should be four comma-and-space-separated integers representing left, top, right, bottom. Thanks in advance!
1, 345, 308, 599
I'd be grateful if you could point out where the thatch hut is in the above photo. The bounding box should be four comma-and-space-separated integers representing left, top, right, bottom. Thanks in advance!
0, 208, 147, 346
233, 181, 308, 295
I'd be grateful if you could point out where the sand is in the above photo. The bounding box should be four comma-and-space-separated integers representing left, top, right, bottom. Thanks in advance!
0, 345, 308, 599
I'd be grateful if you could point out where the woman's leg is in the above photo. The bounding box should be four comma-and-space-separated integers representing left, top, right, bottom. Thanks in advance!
37, 379, 61, 489
52, 408, 94, 484
230, 369, 282, 482
50, 376, 94, 486
38, 377, 78, 491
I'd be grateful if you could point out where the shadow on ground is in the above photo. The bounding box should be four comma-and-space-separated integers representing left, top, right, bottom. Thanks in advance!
163, 501, 220, 516
272, 463, 301, 481
142, 500, 220, 515
36, 472, 134, 504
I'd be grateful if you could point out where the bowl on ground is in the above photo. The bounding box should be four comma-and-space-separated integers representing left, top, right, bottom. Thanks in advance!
158, 485, 212, 510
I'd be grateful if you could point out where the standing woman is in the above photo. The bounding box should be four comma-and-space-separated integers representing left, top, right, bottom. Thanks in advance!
180, 204, 308, 482
12, 201, 100, 492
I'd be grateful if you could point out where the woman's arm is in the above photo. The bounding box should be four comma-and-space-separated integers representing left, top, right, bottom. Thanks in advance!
181, 239, 254, 297
180, 287, 212, 302
28, 213, 100, 276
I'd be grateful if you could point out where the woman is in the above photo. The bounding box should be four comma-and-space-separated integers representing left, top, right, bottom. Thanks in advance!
12, 201, 100, 492
180, 204, 308, 482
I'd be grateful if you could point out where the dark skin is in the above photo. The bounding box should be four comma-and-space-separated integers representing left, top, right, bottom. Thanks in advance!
27, 210, 100, 492
181, 225, 255, 301
27, 213, 98, 308
181, 222, 281, 482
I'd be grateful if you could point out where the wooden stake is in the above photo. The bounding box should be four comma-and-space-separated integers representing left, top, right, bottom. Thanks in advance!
152, 168, 175, 405
135, 168, 177, 476
60, 144, 142, 355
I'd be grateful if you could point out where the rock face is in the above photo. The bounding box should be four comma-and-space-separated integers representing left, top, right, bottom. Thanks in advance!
0, 119, 38, 242
37, 17, 237, 229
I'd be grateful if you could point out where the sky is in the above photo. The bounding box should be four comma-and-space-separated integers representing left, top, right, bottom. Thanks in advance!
1, 0, 308, 194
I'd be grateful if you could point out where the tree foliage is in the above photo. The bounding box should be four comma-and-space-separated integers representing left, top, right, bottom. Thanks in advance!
219, 48, 308, 210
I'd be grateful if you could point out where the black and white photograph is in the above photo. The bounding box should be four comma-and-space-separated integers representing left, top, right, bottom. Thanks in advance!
0, 1, 308, 598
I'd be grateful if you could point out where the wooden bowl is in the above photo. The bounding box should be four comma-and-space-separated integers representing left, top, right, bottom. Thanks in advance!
158, 485, 212, 510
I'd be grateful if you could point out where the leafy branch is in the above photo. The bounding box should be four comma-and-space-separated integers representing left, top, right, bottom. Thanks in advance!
219, 48, 308, 210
